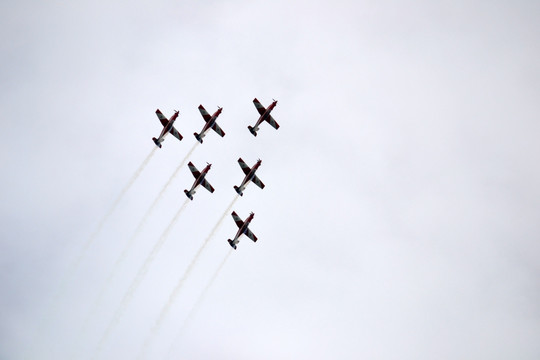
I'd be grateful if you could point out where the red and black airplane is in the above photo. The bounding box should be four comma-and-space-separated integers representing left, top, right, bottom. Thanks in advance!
184, 162, 215, 200
248, 98, 279, 136
194, 105, 225, 143
234, 158, 264, 196
152, 109, 183, 148
228, 211, 257, 249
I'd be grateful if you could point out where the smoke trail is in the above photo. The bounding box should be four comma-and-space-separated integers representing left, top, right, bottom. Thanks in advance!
86, 147, 157, 255
25, 147, 157, 360
166, 249, 232, 359
128, 141, 198, 242
139, 196, 239, 358
93, 198, 190, 359
79, 142, 199, 341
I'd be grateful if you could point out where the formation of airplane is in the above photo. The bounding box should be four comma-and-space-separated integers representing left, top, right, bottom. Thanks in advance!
234, 158, 264, 196
249, 98, 279, 136
227, 211, 257, 250
184, 162, 215, 200
194, 105, 225, 143
152, 109, 183, 148
152, 99, 279, 147
150, 98, 278, 248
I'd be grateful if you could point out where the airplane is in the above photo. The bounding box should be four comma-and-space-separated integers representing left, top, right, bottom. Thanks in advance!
233, 158, 264, 196
194, 105, 226, 143
228, 211, 257, 249
152, 109, 183, 148
184, 162, 215, 200
248, 98, 279, 136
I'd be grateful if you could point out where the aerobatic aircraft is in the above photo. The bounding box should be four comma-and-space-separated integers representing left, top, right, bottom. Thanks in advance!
248, 98, 279, 136
228, 211, 257, 249
234, 158, 264, 196
152, 109, 183, 148
184, 162, 215, 200
194, 105, 225, 143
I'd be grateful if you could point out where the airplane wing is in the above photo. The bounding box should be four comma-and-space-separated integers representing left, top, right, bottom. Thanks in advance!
231, 211, 244, 228
245, 228, 258, 242
237, 158, 251, 175
201, 179, 215, 193
266, 115, 280, 130
169, 126, 183, 141
211, 122, 225, 137
252, 174, 265, 189
155, 109, 169, 127
253, 98, 266, 115
198, 105, 212, 122
188, 162, 201, 179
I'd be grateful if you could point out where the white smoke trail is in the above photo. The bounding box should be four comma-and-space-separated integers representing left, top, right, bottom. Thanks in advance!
25, 147, 157, 360
93, 198, 190, 359
85, 147, 157, 257
138, 196, 239, 358
79, 142, 199, 341
166, 249, 232, 359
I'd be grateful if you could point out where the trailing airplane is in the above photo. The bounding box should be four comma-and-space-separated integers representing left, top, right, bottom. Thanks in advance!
248, 98, 279, 136
234, 158, 264, 196
152, 109, 183, 148
228, 211, 257, 249
194, 105, 225, 143
184, 162, 215, 200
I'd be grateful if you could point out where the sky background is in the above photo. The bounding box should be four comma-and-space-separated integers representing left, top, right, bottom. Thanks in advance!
1, 0, 540, 359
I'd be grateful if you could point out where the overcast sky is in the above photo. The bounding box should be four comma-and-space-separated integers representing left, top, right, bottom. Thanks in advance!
1, 0, 539, 359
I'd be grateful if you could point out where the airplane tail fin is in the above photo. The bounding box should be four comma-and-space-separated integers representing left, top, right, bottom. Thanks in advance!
184, 189, 193, 200
233, 185, 243, 196
228, 239, 237, 250
248, 125, 257, 137
152, 137, 162, 148
194, 132, 203, 143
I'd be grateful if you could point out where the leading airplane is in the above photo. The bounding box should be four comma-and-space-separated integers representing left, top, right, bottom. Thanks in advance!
194, 105, 226, 143
248, 98, 279, 136
228, 211, 257, 250
234, 158, 264, 196
184, 162, 215, 200
152, 109, 183, 148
